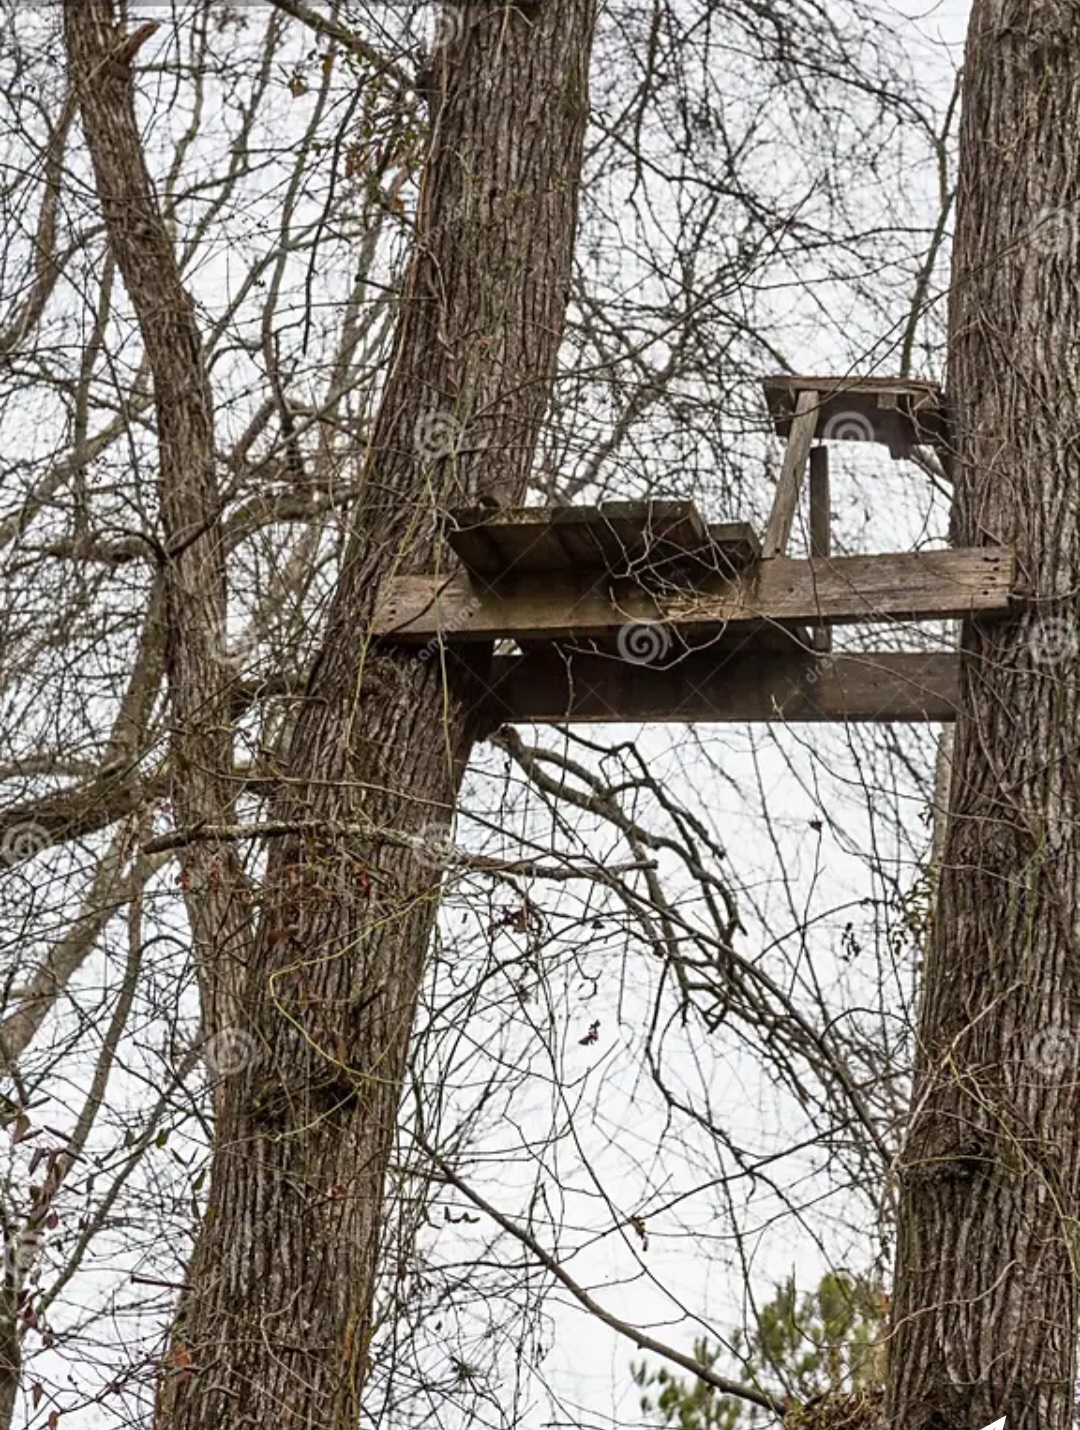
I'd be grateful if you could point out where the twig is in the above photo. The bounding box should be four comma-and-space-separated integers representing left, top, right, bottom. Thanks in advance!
267, 0, 413, 91
141, 820, 657, 884
420, 1143, 786, 1415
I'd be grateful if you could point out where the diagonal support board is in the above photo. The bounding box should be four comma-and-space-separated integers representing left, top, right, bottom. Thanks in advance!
762, 388, 819, 557
374, 548, 1014, 644
478, 650, 960, 724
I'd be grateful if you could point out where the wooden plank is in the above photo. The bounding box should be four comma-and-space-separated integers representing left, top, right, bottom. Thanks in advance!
762, 389, 818, 558
373, 548, 1014, 643
809, 445, 832, 652
446, 520, 505, 574
446, 502, 759, 578
448, 501, 703, 574
477, 650, 960, 724
764, 374, 943, 400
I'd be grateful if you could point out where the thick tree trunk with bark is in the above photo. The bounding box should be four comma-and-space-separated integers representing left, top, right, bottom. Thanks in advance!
149, 5, 597, 1427
888, 7, 1080, 1430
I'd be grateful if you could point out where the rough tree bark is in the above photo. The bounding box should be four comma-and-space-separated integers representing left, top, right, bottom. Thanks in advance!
888, 6, 1080, 1430
139, 4, 595, 1428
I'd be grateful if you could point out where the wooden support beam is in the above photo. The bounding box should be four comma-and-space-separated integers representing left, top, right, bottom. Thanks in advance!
477, 650, 960, 724
762, 388, 819, 558
809, 445, 832, 652
374, 548, 1014, 644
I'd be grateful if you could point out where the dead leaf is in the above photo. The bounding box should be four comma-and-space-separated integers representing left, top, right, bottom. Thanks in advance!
579, 1020, 600, 1047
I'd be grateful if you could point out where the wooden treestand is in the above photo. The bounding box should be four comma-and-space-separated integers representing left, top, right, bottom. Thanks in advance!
375, 377, 1012, 725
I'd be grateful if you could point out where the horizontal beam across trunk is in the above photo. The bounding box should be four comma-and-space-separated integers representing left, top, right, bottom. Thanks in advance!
480, 650, 959, 724
375, 548, 1013, 643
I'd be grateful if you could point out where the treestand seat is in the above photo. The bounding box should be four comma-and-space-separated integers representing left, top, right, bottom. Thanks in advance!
762, 374, 949, 460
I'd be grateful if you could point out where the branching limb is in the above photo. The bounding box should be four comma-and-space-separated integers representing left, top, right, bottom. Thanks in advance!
421, 1142, 786, 1416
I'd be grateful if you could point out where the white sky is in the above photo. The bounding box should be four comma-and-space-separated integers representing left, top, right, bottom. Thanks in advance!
538, 2, 972, 1424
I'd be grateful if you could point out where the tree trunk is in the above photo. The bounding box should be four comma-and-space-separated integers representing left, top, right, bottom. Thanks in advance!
154, 4, 597, 1427
63, 5, 249, 1039
887, 7, 1080, 1430
0, 1310, 17, 1430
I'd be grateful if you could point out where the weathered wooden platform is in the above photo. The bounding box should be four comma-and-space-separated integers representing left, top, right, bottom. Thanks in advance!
762, 374, 949, 459
376, 548, 1013, 643
375, 499, 1009, 724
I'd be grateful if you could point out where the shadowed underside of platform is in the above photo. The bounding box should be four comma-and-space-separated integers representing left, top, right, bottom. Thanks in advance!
478, 650, 960, 725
